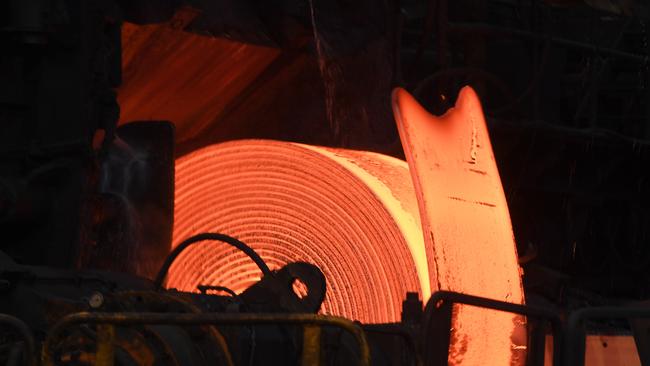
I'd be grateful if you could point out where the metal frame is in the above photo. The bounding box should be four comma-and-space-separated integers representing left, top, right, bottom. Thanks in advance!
0, 314, 36, 366
9, 294, 649, 365
565, 307, 650, 365
362, 323, 422, 366
424, 291, 563, 366
42, 312, 370, 366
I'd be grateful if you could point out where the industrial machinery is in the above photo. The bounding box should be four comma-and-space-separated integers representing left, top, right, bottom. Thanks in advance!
1, 0, 649, 365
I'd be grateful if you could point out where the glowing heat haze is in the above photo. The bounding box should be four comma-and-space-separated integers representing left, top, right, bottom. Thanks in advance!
392, 87, 526, 365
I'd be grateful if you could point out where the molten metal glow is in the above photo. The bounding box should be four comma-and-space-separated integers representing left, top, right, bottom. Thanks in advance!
170, 140, 429, 323
392, 87, 526, 365
170, 87, 524, 363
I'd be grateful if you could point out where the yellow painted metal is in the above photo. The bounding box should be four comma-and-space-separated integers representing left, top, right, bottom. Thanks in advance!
302, 325, 322, 365
42, 312, 370, 366
96, 324, 115, 366
115, 291, 235, 366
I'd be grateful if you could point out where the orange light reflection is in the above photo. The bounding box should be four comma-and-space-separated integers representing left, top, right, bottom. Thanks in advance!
392, 87, 526, 365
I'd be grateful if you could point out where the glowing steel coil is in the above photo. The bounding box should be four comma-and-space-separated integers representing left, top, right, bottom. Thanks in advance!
170, 140, 430, 323
170, 87, 526, 364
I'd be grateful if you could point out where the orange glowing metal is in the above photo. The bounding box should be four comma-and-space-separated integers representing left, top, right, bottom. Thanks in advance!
392, 87, 525, 365
170, 140, 428, 323
170, 87, 526, 363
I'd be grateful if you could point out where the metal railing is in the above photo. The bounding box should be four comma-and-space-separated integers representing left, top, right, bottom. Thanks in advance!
423, 291, 563, 366
42, 312, 371, 366
565, 307, 650, 366
0, 314, 36, 366
10, 292, 650, 365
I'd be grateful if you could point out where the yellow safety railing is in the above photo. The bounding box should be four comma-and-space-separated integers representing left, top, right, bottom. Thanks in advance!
42, 312, 371, 366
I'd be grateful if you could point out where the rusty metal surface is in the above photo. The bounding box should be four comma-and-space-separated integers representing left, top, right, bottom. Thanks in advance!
392, 87, 526, 365
42, 312, 370, 366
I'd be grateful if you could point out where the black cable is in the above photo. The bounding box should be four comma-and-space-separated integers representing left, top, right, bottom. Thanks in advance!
154, 233, 271, 289
197, 285, 239, 298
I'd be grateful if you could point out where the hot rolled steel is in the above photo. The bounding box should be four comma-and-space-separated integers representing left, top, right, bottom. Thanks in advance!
169, 140, 431, 323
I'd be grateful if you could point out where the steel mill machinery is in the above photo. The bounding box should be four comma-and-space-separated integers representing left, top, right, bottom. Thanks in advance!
1, 1, 650, 365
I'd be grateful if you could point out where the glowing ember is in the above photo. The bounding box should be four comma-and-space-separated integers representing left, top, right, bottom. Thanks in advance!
392, 87, 526, 365
170, 140, 428, 323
